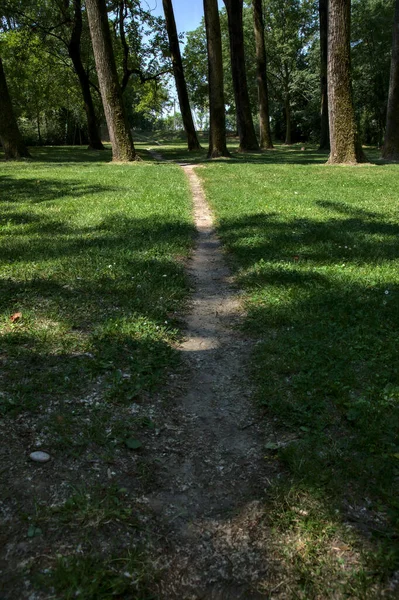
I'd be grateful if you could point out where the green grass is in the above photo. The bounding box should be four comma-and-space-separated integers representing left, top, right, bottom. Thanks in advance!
0, 145, 193, 422
3, 140, 399, 597
46, 483, 137, 527
34, 552, 156, 599
189, 145, 399, 596
0, 145, 193, 598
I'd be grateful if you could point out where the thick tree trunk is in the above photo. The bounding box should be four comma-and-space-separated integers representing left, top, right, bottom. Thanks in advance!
253, 0, 273, 149
0, 58, 31, 159
223, 0, 259, 152
69, 0, 104, 150
382, 0, 399, 161
203, 0, 230, 158
319, 0, 330, 150
327, 0, 365, 164
162, 0, 201, 151
85, 0, 136, 161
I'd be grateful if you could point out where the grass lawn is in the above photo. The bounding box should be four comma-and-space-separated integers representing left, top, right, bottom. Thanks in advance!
2, 140, 399, 598
0, 145, 194, 598
189, 145, 399, 597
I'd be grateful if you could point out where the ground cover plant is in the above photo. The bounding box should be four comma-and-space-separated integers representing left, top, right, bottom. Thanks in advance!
188, 145, 399, 596
0, 145, 194, 598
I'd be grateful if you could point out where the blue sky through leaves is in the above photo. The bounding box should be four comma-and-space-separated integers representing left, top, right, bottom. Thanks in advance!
142, 0, 224, 35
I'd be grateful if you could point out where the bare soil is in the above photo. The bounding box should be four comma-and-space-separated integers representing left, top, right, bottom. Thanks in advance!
146, 162, 279, 598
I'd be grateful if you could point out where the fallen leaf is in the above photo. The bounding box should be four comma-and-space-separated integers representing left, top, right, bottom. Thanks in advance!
124, 438, 142, 450
27, 525, 42, 538
10, 312, 22, 323
264, 441, 279, 451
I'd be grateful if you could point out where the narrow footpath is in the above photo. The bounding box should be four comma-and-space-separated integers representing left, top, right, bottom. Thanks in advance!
145, 152, 280, 599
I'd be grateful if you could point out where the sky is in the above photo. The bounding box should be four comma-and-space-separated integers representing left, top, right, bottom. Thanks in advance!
142, 0, 224, 36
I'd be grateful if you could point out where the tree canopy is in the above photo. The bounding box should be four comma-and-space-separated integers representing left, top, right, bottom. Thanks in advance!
0, 0, 397, 162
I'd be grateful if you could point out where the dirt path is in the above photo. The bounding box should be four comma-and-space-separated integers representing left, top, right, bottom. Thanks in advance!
146, 154, 278, 598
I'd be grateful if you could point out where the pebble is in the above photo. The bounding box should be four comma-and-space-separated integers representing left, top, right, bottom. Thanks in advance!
29, 451, 51, 463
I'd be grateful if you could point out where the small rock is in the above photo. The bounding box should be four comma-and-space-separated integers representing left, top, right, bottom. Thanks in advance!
29, 451, 51, 463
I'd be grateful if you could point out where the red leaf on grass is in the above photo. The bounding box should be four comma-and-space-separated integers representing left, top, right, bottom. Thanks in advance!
10, 312, 22, 323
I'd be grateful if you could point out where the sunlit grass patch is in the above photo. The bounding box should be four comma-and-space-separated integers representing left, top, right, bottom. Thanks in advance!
263, 486, 388, 599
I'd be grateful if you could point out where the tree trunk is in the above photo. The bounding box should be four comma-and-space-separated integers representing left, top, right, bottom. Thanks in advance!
327, 0, 365, 164
319, 0, 330, 150
253, 0, 273, 149
203, 0, 230, 158
162, 0, 201, 151
85, 0, 136, 161
284, 89, 292, 145
69, 0, 104, 150
0, 58, 31, 159
223, 0, 259, 152
382, 0, 399, 161
36, 109, 43, 145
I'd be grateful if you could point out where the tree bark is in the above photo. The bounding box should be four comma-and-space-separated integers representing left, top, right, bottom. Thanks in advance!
162, 0, 201, 151
327, 0, 365, 164
253, 0, 273, 149
284, 88, 292, 145
203, 0, 230, 158
223, 0, 259, 152
85, 0, 136, 161
0, 58, 31, 159
68, 0, 104, 150
382, 0, 399, 161
319, 0, 330, 150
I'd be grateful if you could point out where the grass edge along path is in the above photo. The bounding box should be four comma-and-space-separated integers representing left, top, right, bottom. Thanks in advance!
0, 146, 194, 599
195, 154, 399, 598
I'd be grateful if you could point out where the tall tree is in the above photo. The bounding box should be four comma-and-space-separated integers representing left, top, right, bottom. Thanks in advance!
319, 0, 329, 149
327, 0, 365, 163
67, 0, 104, 150
85, 0, 136, 161
382, 0, 399, 161
0, 57, 31, 159
203, 0, 230, 158
253, 0, 273, 149
223, 0, 259, 151
162, 0, 201, 150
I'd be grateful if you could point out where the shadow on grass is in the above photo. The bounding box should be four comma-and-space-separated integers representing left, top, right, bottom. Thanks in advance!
0, 145, 153, 163
0, 209, 195, 418
217, 206, 399, 575
1, 141, 387, 167
33, 146, 112, 163
219, 209, 399, 268
0, 174, 118, 205
151, 140, 392, 167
